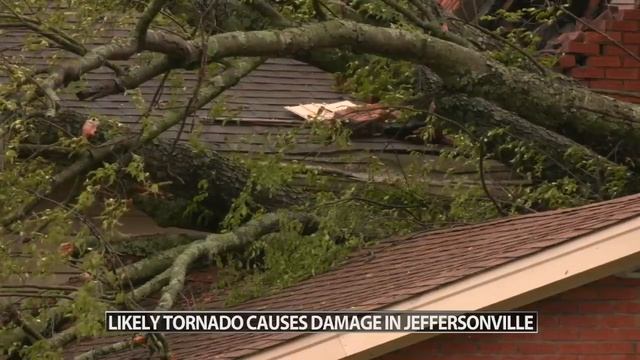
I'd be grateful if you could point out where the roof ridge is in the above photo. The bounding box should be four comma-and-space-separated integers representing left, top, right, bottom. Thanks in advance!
229, 192, 640, 310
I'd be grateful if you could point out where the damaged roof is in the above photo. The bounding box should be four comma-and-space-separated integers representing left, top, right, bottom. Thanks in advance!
0, 24, 521, 190
64, 192, 640, 359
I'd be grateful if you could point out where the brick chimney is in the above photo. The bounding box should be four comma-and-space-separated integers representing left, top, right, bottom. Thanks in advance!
610, 0, 639, 10
555, 4, 640, 103
438, 1, 640, 104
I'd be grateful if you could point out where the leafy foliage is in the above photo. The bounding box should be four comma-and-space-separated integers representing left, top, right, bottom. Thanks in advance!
0, 0, 636, 358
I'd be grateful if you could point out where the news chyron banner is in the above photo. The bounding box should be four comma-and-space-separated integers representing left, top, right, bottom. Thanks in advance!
106, 311, 538, 333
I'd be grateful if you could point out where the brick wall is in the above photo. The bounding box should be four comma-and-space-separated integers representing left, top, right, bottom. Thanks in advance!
438, 1, 640, 104
439, 0, 460, 12
376, 276, 640, 360
611, 0, 639, 10
557, 8, 640, 103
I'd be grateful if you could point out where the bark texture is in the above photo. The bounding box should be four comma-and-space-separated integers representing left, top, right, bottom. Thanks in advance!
134, 141, 300, 230
199, 21, 640, 163
437, 95, 632, 196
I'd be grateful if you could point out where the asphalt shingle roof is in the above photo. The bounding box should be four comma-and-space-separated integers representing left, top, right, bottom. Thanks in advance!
64, 193, 640, 359
1, 25, 520, 188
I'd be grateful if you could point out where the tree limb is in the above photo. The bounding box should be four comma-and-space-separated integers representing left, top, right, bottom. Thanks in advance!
156, 212, 317, 310
437, 95, 631, 196
74, 339, 141, 360
134, 0, 171, 50
199, 20, 640, 160
2, 58, 263, 228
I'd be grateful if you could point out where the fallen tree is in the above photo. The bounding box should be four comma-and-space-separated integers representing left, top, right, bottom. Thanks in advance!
2, 0, 640, 358
18, 115, 302, 230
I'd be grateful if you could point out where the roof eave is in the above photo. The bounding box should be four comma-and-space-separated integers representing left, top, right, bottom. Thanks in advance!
247, 214, 640, 360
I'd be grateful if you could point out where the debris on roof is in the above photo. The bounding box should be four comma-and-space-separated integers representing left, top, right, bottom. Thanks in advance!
285, 101, 402, 137
333, 103, 399, 124
285, 100, 359, 121
0, 23, 523, 191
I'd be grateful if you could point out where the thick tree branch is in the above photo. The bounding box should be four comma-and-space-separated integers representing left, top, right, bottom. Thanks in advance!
134, 0, 171, 50
117, 245, 190, 285
33, 30, 198, 108
73, 213, 317, 360
201, 21, 640, 160
47, 326, 77, 350
408, 0, 437, 22
76, 56, 176, 101
156, 212, 317, 311
1, 58, 262, 228
205, 20, 487, 79
437, 95, 631, 196
74, 339, 141, 360
0, 300, 71, 355
125, 269, 171, 305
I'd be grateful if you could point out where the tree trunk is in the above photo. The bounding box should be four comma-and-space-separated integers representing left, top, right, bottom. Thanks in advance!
134, 141, 300, 230
437, 95, 632, 197
199, 20, 640, 165
461, 64, 640, 163
22, 110, 301, 231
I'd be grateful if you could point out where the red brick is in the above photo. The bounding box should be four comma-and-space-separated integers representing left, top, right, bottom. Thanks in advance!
538, 327, 579, 340
604, 20, 639, 32
518, 342, 558, 353
602, 314, 638, 327
540, 301, 579, 313
518, 342, 558, 354
566, 41, 600, 55
377, 277, 640, 360
606, 68, 639, 79
622, 56, 640, 67
605, 287, 640, 300
612, 95, 640, 103
623, 32, 640, 45
578, 328, 613, 340
435, 341, 477, 353
561, 287, 601, 300
559, 342, 635, 354
570, 67, 605, 79
476, 341, 518, 353
578, 302, 616, 313
558, 315, 601, 327
580, 328, 640, 340
601, 356, 640, 360
619, 9, 640, 20
584, 31, 622, 43
537, 314, 558, 327
615, 302, 640, 313
557, 54, 576, 69
590, 79, 624, 90
587, 56, 622, 67
604, 44, 639, 55
579, 300, 640, 314
493, 332, 538, 342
